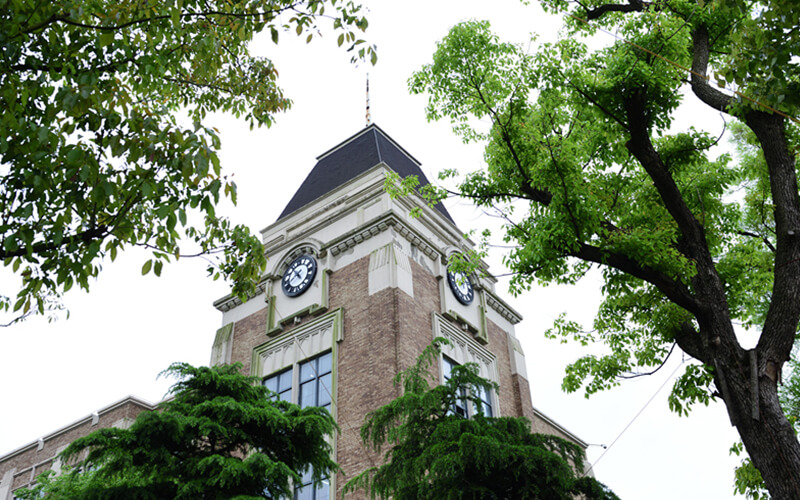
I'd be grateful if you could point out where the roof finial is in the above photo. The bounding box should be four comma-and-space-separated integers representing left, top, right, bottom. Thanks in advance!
365, 73, 372, 127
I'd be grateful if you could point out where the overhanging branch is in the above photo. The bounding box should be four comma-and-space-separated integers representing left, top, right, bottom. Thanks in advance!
0, 226, 109, 260
585, 0, 648, 20
689, 25, 734, 113
570, 242, 700, 315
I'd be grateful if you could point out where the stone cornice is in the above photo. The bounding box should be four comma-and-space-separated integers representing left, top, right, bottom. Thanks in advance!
324, 213, 443, 263
260, 165, 388, 243
213, 280, 269, 313
485, 291, 523, 325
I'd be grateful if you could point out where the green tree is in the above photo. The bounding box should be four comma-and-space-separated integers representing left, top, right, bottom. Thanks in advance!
401, 2, 800, 498
16, 362, 338, 499
0, 0, 374, 322
345, 340, 618, 500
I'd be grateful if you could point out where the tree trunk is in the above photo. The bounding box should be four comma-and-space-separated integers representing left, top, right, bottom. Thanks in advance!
716, 349, 800, 500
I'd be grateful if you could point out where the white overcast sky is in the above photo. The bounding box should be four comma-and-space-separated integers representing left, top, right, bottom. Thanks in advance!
1, 2, 748, 498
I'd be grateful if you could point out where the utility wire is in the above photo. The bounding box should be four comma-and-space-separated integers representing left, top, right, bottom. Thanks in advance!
583, 356, 686, 477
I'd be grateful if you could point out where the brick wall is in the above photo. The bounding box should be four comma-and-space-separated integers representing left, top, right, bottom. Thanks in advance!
0, 398, 155, 499
329, 255, 397, 498
228, 306, 268, 375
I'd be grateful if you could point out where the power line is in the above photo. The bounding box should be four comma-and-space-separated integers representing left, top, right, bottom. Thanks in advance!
582, 356, 686, 477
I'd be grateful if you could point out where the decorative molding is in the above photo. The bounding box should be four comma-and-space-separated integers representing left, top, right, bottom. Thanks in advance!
393, 221, 439, 262
210, 323, 235, 366
433, 312, 497, 383
325, 213, 441, 264
368, 242, 414, 297
327, 220, 388, 256
213, 280, 268, 312
279, 244, 320, 271
485, 292, 523, 325
268, 303, 329, 337
442, 309, 479, 335
253, 308, 344, 379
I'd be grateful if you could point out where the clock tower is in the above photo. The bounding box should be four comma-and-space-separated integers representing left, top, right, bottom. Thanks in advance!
210, 124, 586, 498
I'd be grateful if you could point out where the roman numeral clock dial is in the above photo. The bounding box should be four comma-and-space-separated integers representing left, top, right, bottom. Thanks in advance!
281, 254, 318, 297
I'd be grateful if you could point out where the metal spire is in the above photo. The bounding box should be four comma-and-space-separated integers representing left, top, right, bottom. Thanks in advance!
365, 73, 372, 127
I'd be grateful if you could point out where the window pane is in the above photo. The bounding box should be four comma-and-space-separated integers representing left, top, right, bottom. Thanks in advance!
265, 368, 293, 404
300, 380, 316, 408
454, 398, 467, 417
278, 369, 293, 393
442, 357, 469, 418
443, 358, 454, 380
316, 478, 330, 499
479, 385, 493, 417
300, 359, 317, 383
294, 485, 313, 500
318, 373, 332, 407
317, 352, 332, 376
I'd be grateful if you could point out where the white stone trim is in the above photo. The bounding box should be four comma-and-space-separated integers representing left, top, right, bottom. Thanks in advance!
0, 396, 158, 464
252, 309, 343, 379
507, 334, 529, 380
433, 313, 497, 384
368, 242, 414, 297
325, 214, 442, 265
485, 292, 523, 325
213, 280, 268, 313
532, 405, 588, 449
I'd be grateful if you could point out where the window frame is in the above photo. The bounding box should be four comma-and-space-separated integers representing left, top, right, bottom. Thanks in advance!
433, 313, 499, 418
262, 350, 335, 500
263, 351, 333, 411
254, 309, 343, 500
441, 355, 495, 419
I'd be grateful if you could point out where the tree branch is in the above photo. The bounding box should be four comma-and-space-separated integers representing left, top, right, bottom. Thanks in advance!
689, 25, 734, 113
585, 0, 647, 20
567, 79, 627, 130
469, 79, 553, 205
0, 311, 32, 327
623, 88, 709, 262
738, 230, 776, 253
749, 114, 800, 366
440, 187, 552, 205
53, 9, 284, 33
672, 321, 708, 363
0, 226, 109, 260
618, 342, 677, 379
570, 242, 700, 315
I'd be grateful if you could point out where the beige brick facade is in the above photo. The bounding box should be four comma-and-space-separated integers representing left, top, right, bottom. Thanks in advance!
0, 125, 588, 499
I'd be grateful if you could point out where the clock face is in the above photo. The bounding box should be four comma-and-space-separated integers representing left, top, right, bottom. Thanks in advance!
447, 269, 474, 305
281, 254, 318, 297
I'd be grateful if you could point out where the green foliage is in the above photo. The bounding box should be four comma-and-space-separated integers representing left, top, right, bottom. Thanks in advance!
0, 0, 375, 320
408, 4, 800, 497
731, 442, 770, 500
408, 3, 797, 411
15, 362, 338, 499
345, 339, 619, 500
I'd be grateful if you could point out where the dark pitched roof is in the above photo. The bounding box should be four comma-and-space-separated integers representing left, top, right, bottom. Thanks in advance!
277, 124, 454, 223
